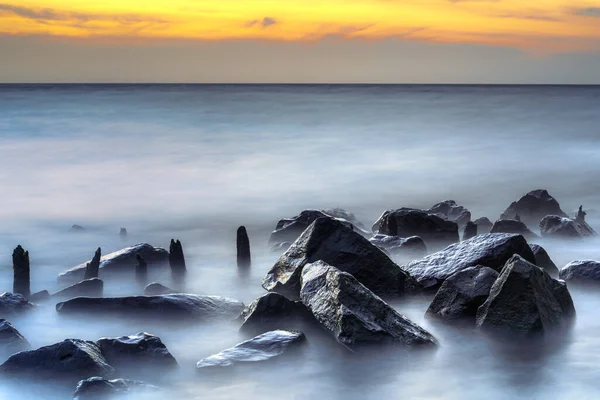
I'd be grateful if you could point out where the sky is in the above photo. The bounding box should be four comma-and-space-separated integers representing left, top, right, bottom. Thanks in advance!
1, 0, 600, 83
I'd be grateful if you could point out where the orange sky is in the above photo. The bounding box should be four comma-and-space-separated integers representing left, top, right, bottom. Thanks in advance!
1, 0, 600, 52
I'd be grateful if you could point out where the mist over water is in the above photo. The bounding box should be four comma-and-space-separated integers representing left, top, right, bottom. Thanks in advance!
1, 84, 600, 399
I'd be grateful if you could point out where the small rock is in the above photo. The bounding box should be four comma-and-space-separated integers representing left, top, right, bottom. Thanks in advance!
236, 226, 251, 268
0, 292, 35, 316
529, 244, 559, 276
559, 260, 600, 283
97, 332, 178, 371
462, 221, 478, 241
119, 228, 128, 239
0, 319, 30, 356
540, 215, 597, 238
490, 219, 538, 239
426, 200, 471, 227
473, 217, 493, 233
239, 293, 314, 335
12, 245, 30, 298
29, 290, 50, 302
500, 189, 567, 226
51, 279, 103, 300
368, 234, 427, 260
73, 377, 157, 400
144, 283, 174, 295
169, 239, 186, 283
70, 225, 85, 232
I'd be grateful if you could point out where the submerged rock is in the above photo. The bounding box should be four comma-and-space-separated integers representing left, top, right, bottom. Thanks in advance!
403, 233, 535, 290
368, 234, 427, 260
58, 244, 169, 285
426, 266, 498, 320
300, 261, 437, 350
539, 215, 597, 238
169, 239, 186, 283
490, 219, 538, 239
29, 290, 50, 303
196, 330, 305, 369
119, 228, 128, 239
426, 200, 471, 227
473, 217, 493, 234
97, 332, 178, 371
462, 221, 478, 241
56, 294, 244, 321
239, 293, 313, 335
529, 244, 559, 276
12, 245, 30, 299
476, 255, 575, 335
0, 292, 35, 315
51, 279, 104, 300
262, 217, 419, 300
0, 319, 30, 356
236, 226, 251, 268
500, 189, 567, 226
144, 283, 174, 296
84, 248, 101, 280
70, 225, 85, 232
559, 260, 600, 283
73, 377, 157, 400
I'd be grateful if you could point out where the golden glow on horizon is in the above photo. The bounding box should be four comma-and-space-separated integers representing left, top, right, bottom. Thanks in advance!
1, 0, 600, 51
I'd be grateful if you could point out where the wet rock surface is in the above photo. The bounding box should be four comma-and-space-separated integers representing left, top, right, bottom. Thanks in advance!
540, 215, 597, 238
368, 234, 427, 260
0, 319, 30, 357
144, 283, 174, 295
97, 332, 178, 371
559, 260, 600, 283
239, 293, 314, 335
73, 377, 157, 400
500, 189, 567, 226
529, 244, 559, 276
0, 292, 35, 315
427, 200, 471, 227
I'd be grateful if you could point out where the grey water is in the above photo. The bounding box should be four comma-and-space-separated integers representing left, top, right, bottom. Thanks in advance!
1, 84, 600, 399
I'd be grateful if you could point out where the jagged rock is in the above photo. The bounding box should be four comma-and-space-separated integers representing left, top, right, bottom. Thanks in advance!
52, 279, 104, 300
490, 219, 538, 239
540, 215, 597, 238
372, 208, 459, 249
262, 218, 419, 300
323, 208, 367, 230
529, 244, 559, 276
73, 377, 157, 400
239, 293, 313, 335
462, 221, 478, 241
58, 244, 169, 285
196, 330, 305, 369
473, 217, 493, 233
84, 248, 102, 280
0, 319, 30, 356
97, 332, 178, 371
119, 228, 128, 239
0, 339, 114, 381
426, 266, 498, 320
427, 200, 471, 226
135, 254, 147, 287
500, 189, 567, 226
70, 225, 85, 232
12, 245, 30, 298
0, 292, 35, 315
476, 255, 575, 335
559, 260, 600, 283
299, 261, 436, 350
270, 242, 292, 253
169, 239, 186, 282
56, 294, 244, 321
403, 233, 535, 290
144, 283, 174, 296
237, 226, 251, 268
29, 290, 50, 302
368, 235, 427, 260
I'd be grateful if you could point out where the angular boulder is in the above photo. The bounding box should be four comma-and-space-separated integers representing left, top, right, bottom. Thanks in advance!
462, 221, 478, 241
476, 255, 575, 335
529, 244, 559, 276
403, 233, 535, 289
51, 278, 103, 300
0, 319, 30, 356
427, 200, 471, 227
368, 234, 427, 260
0, 292, 35, 315
473, 217, 493, 234
196, 330, 305, 369
559, 260, 600, 283
262, 218, 419, 300
540, 215, 597, 238
299, 261, 437, 350
144, 283, 174, 296
74, 377, 157, 400
239, 293, 314, 335
500, 189, 567, 226
58, 244, 169, 285
490, 219, 538, 239
97, 332, 177, 371
426, 266, 498, 320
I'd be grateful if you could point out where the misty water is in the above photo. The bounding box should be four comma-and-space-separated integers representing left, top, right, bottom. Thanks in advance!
0, 84, 600, 399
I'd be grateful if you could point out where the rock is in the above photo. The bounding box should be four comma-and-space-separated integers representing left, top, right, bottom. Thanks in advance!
97, 332, 177, 371
426, 266, 498, 320
12, 245, 30, 298
427, 200, 471, 226
70, 225, 85, 232
500, 189, 567, 226
529, 244, 559, 276
84, 248, 102, 280
0, 319, 30, 356
368, 234, 427, 260
168, 239, 186, 283
239, 293, 313, 335
119, 228, 128, 239
323, 208, 367, 230
403, 233, 535, 290
539, 215, 597, 238
462, 221, 478, 241
58, 244, 169, 286
262, 217, 419, 300
236, 226, 251, 268
0, 292, 35, 315
490, 219, 538, 239
299, 261, 436, 350
73, 377, 157, 400
0, 339, 114, 381
575, 206, 586, 223
56, 294, 244, 321
135, 254, 148, 287
196, 330, 305, 369
372, 208, 459, 249
270, 242, 292, 253
52, 279, 104, 300
473, 217, 493, 233
144, 283, 174, 296
476, 255, 575, 335
559, 260, 600, 283
29, 290, 50, 302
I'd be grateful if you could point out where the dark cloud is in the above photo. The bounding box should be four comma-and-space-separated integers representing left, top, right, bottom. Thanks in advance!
246, 17, 278, 28
494, 13, 562, 22
574, 7, 600, 18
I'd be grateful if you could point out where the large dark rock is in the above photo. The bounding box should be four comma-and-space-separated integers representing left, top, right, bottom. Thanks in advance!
473, 217, 493, 234
196, 330, 305, 369
262, 218, 419, 300
539, 215, 597, 238
500, 189, 567, 226
0, 292, 35, 315
0, 339, 114, 381
529, 244, 559, 276
236, 226, 251, 268
490, 219, 538, 239
427, 200, 471, 227
426, 266, 498, 320
73, 377, 157, 400
559, 260, 600, 283
403, 233, 535, 290
97, 332, 177, 371
56, 294, 244, 321
144, 283, 174, 296
0, 319, 30, 356
169, 239, 186, 283
476, 255, 575, 335
372, 208, 459, 249
239, 293, 314, 335
462, 221, 478, 241
12, 245, 30, 298
368, 234, 427, 260
51, 279, 104, 301
300, 261, 437, 350
58, 244, 169, 285
84, 248, 101, 280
